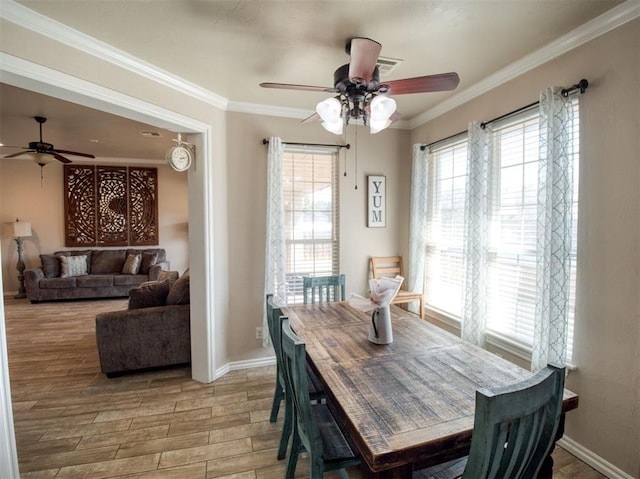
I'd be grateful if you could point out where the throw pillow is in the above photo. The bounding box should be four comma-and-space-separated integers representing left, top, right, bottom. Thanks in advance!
59, 254, 88, 278
166, 271, 190, 305
40, 254, 60, 278
157, 270, 179, 282
122, 254, 142, 275
128, 278, 173, 309
140, 251, 158, 275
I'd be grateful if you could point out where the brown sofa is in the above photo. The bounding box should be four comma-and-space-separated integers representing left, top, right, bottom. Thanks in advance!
95, 270, 190, 376
24, 248, 169, 303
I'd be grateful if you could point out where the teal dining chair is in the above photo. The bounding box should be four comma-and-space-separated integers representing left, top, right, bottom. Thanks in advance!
280, 318, 360, 478
265, 294, 324, 460
413, 364, 565, 479
302, 274, 346, 304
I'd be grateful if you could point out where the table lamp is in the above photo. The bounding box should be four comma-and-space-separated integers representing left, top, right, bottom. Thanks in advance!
12, 219, 32, 299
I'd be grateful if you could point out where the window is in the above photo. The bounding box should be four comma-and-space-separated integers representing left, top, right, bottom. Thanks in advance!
424, 139, 468, 318
424, 101, 579, 361
282, 148, 339, 304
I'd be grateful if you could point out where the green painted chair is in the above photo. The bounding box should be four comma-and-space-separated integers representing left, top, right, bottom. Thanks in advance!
280, 318, 360, 478
414, 364, 565, 479
265, 294, 324, 460
302, 274, 346, 304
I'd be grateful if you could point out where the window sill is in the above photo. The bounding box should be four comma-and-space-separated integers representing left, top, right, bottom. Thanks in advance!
423, 307, 577, 373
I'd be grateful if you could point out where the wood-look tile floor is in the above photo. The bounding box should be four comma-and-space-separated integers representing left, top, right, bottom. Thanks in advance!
4, 297, 605, 478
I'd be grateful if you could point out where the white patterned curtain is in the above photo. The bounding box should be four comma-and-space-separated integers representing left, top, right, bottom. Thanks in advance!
461, 121, 491, 347
407, 144, 429, 314
263, 136, 287, 347
531, 88, 575, 370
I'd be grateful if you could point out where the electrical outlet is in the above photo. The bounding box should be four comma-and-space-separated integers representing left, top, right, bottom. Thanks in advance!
256, 327, 263, 339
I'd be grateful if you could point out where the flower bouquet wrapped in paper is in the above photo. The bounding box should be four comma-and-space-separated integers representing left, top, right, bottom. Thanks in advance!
349, 275, 404, 344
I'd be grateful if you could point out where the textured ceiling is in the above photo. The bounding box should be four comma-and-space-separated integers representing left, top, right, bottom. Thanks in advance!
0, 0, 627, 160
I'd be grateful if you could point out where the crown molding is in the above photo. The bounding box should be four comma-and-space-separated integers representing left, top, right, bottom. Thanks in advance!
0, 53, 209, 135
227, 100, 314, 119
2, 0, 638, 127
410, 0, 640, 128
0, 0, 228, 110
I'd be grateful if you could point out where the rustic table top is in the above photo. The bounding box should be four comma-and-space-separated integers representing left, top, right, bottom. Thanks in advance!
282, 302, 579, 478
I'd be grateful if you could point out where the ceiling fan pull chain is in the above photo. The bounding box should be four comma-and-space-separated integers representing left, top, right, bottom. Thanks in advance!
354, 125, 358, 190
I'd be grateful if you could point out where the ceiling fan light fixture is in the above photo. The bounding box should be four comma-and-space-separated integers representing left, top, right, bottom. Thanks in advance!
370, 95, 396, 121
321, 119, 344, 135
27, 152, 54, 166
316, 97, 342, 123
369, 117, 392, 134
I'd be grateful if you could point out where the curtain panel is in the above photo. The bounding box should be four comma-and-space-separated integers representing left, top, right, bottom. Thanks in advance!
407, 144, 429, 314
263, 136, 287, 347
531, 88, 576, 370
461, 121, 490, 348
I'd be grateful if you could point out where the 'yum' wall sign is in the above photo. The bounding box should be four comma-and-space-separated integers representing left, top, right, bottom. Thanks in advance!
367, 175, 386, 228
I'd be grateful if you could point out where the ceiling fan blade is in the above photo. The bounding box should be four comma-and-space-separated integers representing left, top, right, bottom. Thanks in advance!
53, 153, 72, 164
3, 150, 34, 159
384, 72, 460, 95
301, 112, 320, 124
389, 111, 402, 125
54, 149, 96, 159
260, 82, 335, 93
348, 37, 382, 85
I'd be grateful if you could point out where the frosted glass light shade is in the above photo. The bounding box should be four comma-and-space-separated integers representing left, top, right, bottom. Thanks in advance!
369, 118, 392, 134
316, 97, 342, 123
321, 119, 344, 135
13, 221, 32, 238
370, 95, 396, 121
27, 152, 54, 166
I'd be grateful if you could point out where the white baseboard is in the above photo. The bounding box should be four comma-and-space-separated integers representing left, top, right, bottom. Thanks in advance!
558, 436, 636, 479
214, 356, 276, 380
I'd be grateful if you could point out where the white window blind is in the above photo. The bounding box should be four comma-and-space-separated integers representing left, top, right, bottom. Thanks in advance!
282, 148, 339, 304
424, 139, 468, 318
424, 100, 579, 362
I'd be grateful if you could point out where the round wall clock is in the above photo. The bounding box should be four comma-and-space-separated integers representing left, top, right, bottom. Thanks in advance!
166, 145, 192, 172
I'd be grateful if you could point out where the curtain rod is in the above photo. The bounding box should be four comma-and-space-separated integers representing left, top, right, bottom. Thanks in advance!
420, 79, 589, 151
262, 138, 350, 149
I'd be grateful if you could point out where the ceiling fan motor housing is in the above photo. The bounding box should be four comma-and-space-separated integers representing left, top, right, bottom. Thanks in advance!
28, 141, 55, 152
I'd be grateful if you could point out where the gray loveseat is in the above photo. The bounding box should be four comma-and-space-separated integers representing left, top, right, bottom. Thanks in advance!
24, 248, 169, 303
95, 270, 190, 376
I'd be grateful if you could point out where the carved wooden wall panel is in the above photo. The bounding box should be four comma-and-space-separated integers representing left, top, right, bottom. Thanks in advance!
64, 165, 158, 247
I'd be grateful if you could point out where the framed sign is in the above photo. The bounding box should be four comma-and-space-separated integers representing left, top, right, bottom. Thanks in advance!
367, 175, 386, 227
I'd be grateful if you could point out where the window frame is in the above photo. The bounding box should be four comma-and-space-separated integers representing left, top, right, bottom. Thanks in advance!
282, 145, 340, 304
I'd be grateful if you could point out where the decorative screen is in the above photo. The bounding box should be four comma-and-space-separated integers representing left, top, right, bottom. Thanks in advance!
64, 165, 158, 247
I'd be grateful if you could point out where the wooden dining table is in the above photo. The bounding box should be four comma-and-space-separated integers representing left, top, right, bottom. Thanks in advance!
281, 301, 579, 479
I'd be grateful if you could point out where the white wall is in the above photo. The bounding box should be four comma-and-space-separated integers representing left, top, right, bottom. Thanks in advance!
0, 159, 189, 294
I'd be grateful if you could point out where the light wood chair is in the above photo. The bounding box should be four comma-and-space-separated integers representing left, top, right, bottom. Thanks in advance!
413, 364, 566, 479
302, 274, 346, 304
280, 317, 360, 478
370, 256, 424, 319
265, 294, 324, 460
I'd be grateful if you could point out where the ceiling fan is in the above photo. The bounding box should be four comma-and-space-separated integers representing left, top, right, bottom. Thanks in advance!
2, 116, 95, 165
261, 37, 460, 134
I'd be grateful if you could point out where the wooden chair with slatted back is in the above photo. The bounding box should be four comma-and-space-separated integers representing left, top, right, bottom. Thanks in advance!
265, 294, 324, 460
413, 364, 566, 479
370, 256, 424, 319
302, 274, 346, 304
280, 318, 360, 478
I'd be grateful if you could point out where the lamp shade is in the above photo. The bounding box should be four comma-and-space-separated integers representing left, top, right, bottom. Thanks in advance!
28, 152, 54, 166
321, 119, 344, 135
316, 97, 342, 123
369, 118, 392, 134
370, 95, 396, 122
13, 221, 32, 238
